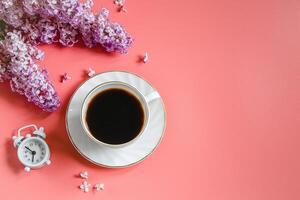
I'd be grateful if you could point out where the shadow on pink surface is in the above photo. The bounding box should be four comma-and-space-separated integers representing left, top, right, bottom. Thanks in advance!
5, 139, 22, 174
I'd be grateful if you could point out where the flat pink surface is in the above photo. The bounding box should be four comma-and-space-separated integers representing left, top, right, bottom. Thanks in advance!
0, 0, 299, 199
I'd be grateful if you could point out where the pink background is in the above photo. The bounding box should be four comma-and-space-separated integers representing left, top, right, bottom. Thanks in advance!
0, 0, 299, 199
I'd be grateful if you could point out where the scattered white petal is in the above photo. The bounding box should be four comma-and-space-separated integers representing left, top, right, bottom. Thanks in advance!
143, 52, 148, 63
80, 171, 89, 179
87, 67, 95, 77
61, 73, 71, 83
80, 181, 91, 193
94, 183, 105, 191
118, 6, 127, 12
114, 0, 125, 6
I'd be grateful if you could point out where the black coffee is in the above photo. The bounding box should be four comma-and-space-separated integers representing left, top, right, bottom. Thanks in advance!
86, 88, 145, 145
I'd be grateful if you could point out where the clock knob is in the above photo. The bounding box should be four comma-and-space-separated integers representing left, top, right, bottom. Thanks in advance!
12, 136, 24, 148
24, 167, 31, 172
33, 127, 46, 139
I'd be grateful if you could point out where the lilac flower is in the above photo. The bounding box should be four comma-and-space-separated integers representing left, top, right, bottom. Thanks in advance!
87, 67, 95, 77
143, 52, 149, 63
80, 171, 89, 179
80, 181, 91, 193
0, 0, 24, 28
1, 0, 133, 53
118, 6, 127, 13
94, 183, 104, 191
61, 73, 71, 83
57, 22, 78, 46
0, 31, 60, 112
0, 62, 8, 82
114, 0, 125, 6
36, 18, 58, 44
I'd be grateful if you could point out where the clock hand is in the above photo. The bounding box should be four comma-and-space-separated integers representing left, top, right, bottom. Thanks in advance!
31, 151, 36, 163
25, 146, 33, 153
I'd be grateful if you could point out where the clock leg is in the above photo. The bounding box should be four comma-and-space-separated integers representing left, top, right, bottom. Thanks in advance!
24, 166, 31, 172
46, 160, 51, 165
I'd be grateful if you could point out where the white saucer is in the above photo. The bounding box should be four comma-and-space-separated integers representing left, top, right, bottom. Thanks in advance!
66, 71, 166, 168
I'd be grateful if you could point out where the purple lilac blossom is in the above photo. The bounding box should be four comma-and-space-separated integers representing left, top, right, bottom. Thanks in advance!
0, 0, 133, 53
0, 31, 60, 112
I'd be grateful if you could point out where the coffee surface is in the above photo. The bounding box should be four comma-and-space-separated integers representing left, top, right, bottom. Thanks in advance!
86, 88, 145, 145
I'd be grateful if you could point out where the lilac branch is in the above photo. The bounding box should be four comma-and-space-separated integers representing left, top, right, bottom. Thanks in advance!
0, 0, 133, 53
0, 31, 60, 112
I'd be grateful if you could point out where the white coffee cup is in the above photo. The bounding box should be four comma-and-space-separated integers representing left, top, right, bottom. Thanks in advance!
81, 81, 160, 148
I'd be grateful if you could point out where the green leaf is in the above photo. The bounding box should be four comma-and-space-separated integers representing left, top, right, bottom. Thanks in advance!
0, 20, 6, 41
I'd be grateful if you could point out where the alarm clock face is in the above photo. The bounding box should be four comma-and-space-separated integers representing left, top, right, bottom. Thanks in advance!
18, 137, 49, 167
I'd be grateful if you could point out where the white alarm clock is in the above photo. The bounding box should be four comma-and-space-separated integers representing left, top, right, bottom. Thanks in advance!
12, 124, 51, 172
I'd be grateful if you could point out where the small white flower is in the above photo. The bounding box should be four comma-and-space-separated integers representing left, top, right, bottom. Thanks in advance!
87, 67, 95, 77
35, 50, 44, 60
80, 171, 89, 179
143, 52, 149, 63
80, 181, 91, 193
94, 183, 105, 191
118, 6, 127, 13
61, 73, 71, 83
114, 0, 125, 6
2, 0, 13, 9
